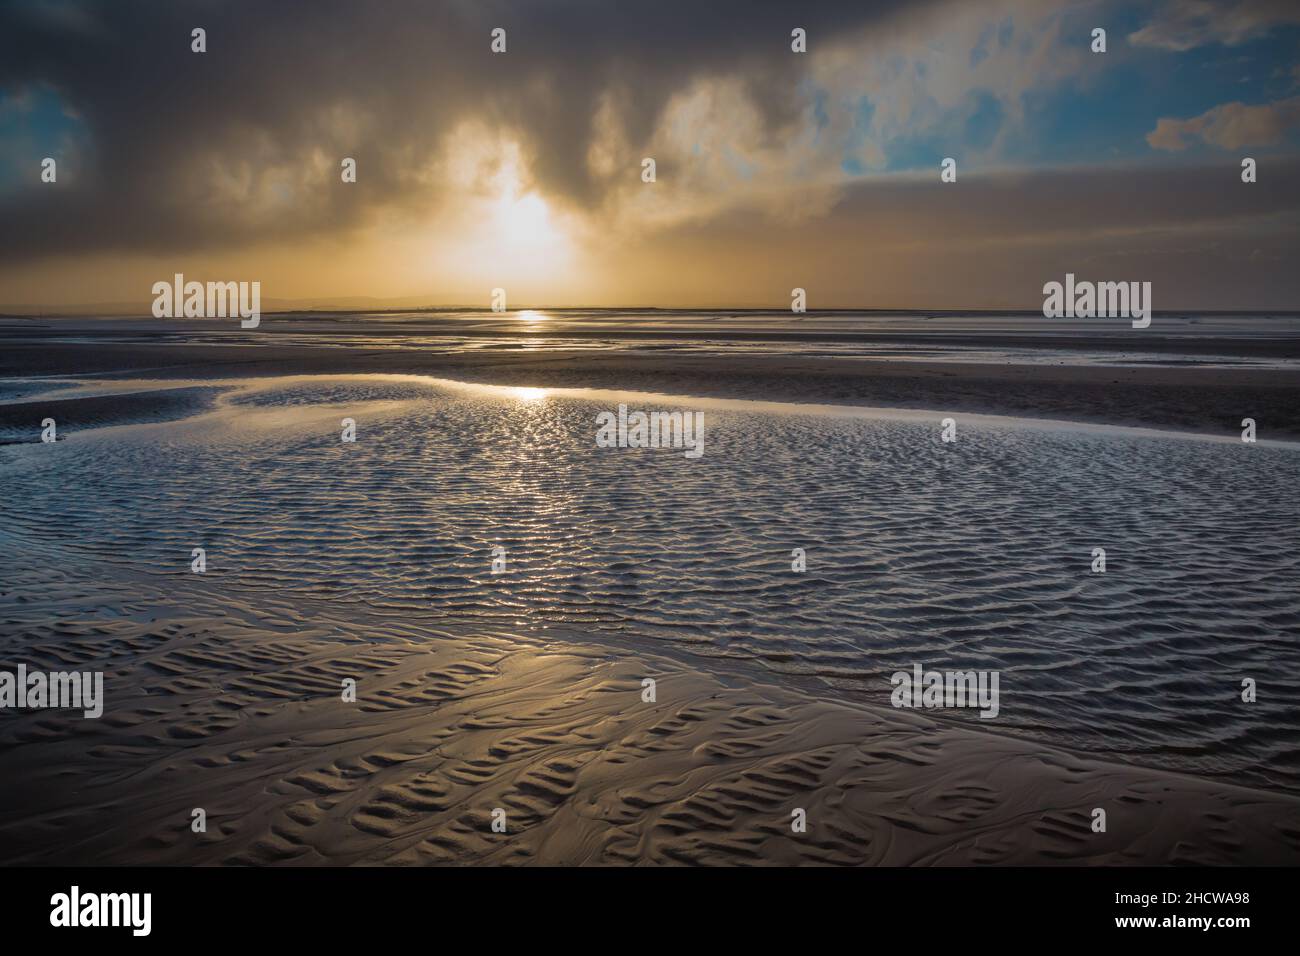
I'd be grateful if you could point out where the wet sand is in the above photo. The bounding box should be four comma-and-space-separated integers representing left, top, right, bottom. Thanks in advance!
2, 547, 1298, 866
2, 319, 1298, 866
3, 323, 1299, 440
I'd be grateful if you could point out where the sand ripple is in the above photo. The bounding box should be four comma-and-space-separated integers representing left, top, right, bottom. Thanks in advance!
2, 374, 1298, 798
2, 553, 1298, 866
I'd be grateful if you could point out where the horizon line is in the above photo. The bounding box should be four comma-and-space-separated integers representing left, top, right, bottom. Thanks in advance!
5, 306, 1300, 319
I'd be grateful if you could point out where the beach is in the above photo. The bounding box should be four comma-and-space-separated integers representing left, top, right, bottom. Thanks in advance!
3, 548, 1299, 866
1, 313, 1298, 866
4, 311, 1300, 439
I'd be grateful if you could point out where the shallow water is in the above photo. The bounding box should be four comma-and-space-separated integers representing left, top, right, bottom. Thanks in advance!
7, 310, 1300, 368
2, 374, 1299, 793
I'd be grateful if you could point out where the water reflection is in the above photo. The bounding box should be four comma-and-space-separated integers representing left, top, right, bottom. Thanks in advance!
508, 386, 548, 402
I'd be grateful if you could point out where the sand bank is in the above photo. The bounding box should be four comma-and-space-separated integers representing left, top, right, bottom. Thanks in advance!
2, 330, 1299, 439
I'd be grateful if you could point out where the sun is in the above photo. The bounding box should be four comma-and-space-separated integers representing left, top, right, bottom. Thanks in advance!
495, 192, 556, 246
474, 181, 572, 278
417, 129, 577, 286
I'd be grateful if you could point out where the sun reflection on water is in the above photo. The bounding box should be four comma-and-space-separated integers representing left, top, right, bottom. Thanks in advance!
508, 386, 548, 402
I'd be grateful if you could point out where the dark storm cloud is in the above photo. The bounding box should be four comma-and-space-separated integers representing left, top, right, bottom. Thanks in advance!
0, 0, 928, 261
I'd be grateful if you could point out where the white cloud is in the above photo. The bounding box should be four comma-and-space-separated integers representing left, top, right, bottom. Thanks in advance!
1129, 0, 1300, 52
1147, 96, 1300, 150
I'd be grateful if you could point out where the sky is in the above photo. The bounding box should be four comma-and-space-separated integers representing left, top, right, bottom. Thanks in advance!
0, 0, 1298, 311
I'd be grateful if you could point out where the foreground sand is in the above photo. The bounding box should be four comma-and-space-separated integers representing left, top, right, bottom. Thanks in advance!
2, 544, 1297, 866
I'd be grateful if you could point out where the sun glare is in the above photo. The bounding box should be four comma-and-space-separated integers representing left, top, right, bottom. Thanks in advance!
508, 387, 548, 402
418, 131, 579, 287
495, 192, 556, 246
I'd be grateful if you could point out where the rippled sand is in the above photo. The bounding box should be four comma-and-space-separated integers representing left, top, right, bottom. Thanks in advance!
1, 373, 1298, 864
3, 545, 1298, 865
